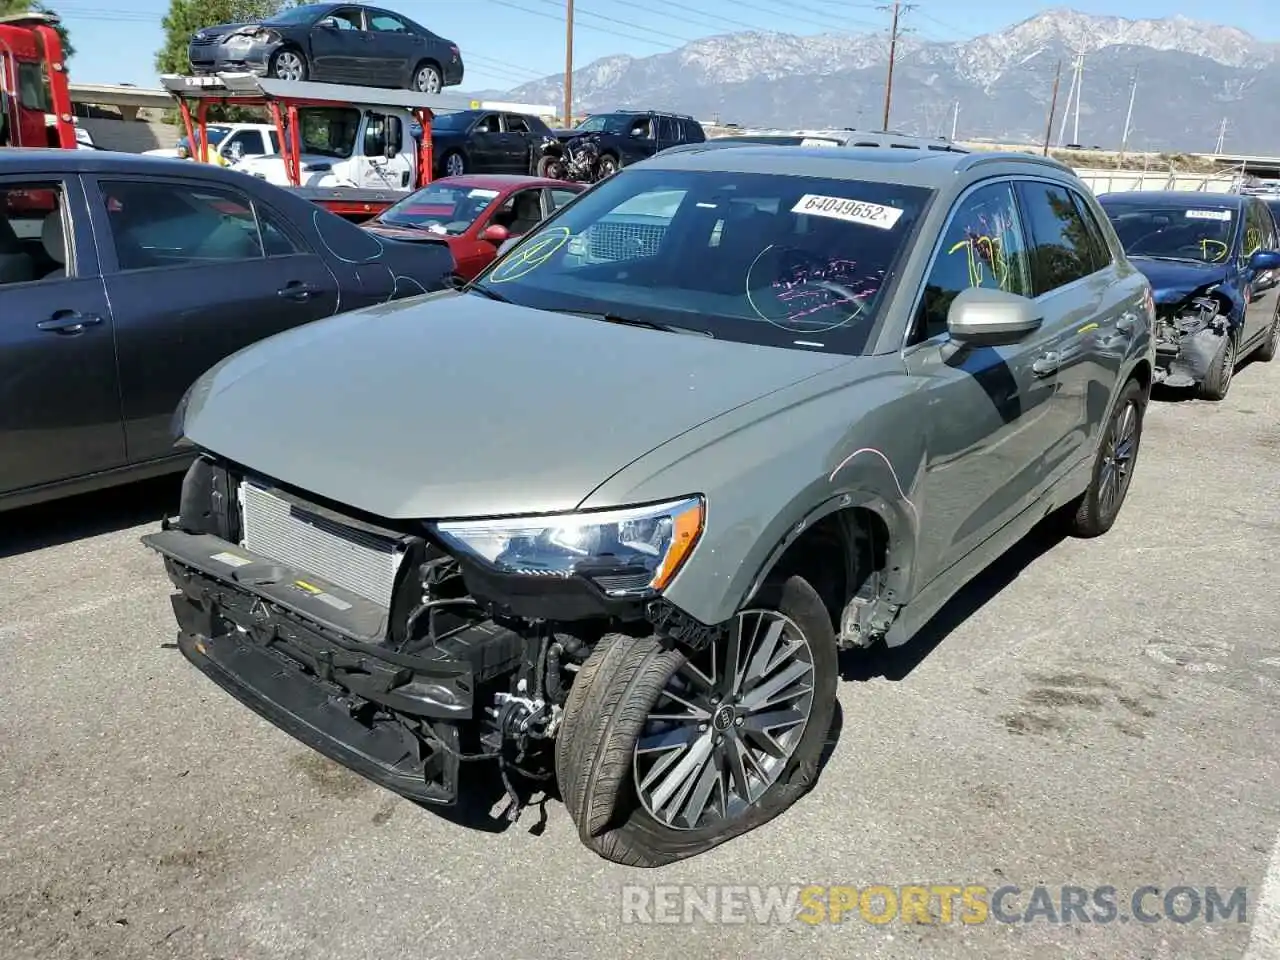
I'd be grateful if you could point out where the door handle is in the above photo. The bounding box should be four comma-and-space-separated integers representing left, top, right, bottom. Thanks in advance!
1032, 351, 1060, 377
277, 282, 318, 301
37, 311, 103, 335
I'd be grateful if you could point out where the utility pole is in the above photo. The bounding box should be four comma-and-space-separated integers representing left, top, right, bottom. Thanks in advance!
1042, 59, 1061, 156
950, 100, 959, 141
1118, 70, 1137, 161
563, 0, 575, 126
1072, 52, 1084, 145
1215, 116, 1227, 154
879, 0, 913, 131
1056, 52, 1078, 147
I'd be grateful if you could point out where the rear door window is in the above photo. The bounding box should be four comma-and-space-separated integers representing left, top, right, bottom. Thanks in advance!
1013, 180, 1097, 295
99, 180, 267, 271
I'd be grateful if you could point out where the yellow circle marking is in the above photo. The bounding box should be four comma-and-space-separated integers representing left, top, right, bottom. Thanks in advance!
489, 226, 572, 283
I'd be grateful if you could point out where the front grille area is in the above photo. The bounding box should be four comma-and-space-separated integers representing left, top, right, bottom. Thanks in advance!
586, 221, 667, 261
238, 481, 406, 608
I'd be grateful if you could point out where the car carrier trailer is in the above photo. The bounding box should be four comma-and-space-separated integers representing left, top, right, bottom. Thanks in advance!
159, 72, 555, 221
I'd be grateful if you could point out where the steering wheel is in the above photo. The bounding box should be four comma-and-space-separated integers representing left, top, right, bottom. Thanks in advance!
747, 244, 872, 328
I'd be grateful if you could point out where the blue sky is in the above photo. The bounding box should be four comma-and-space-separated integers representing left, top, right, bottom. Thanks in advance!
54, 0, 1273, 91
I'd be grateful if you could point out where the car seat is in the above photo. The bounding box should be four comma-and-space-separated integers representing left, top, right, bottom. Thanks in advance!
0, 214, 35, 284
508, 192, 543, 236
41, 210, 66, 278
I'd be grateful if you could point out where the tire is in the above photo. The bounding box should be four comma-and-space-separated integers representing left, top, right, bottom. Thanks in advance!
1067, 376, 1145, 539
411, 62, 442, 94
1197, 331, 1236, 401
1255, 305, 1280, 362
555, 574, 838, 867
597, 154, 620, 179
536, 155, 565, 179
441, 151, 466, 178
268, 48, 308, 82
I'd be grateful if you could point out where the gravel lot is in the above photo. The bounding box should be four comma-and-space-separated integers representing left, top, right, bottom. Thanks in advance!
3, 359, 1280, 960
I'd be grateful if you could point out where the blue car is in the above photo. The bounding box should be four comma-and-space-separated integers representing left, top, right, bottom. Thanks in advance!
1097, 190, 1280, 400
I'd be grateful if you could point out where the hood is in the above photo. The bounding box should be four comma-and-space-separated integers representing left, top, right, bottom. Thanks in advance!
192, 22, 257, 39
182, 293, 848, 520
236, 153, 341, 176
1128, 256, 1229, 305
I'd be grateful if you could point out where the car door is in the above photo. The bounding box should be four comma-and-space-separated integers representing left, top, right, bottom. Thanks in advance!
902, 179, 1070, 584
1013, 179, 1128, 464
365, 10, 415, 85
90, 175, 340, 464
502, 113, 536, 173
0, 173, 124, 497
466, 112, 505, 172
1241, 198, 1278, 343
621, 114, 655, 165
308, 6, 366, 82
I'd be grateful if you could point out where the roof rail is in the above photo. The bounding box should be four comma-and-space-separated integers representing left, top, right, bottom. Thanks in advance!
959, 151, 1074, 173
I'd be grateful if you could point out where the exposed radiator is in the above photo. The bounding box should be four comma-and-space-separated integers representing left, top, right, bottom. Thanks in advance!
238, 481, 406, 608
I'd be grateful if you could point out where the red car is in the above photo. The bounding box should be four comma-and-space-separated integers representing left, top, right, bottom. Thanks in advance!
362, 175, 587, 281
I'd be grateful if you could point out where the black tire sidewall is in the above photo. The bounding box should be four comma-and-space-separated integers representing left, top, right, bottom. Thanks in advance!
573, 575, 838, 864
270, 48, 307, 81
1088, 378, 1145, 530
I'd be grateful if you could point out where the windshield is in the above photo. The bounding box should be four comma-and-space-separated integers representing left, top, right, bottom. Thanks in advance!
1101, 202, 1238, 264
470, 168, 932, 354
178, 125, 232, 150
573, 114, 629, 134
296, 107, 360, 158
375, 183, 500, 234
430, 112, 472, 132
265, 4, 324, 25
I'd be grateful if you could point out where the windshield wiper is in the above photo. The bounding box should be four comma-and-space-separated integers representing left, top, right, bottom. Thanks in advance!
1131, 255, 1203, 264
466, 282, 512, 303
562, 310, 713, 337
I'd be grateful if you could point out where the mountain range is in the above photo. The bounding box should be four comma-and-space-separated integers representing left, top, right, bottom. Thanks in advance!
475, 8, 1280, 154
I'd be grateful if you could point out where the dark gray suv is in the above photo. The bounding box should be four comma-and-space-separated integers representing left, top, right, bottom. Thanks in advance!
146, 145, 1155, 866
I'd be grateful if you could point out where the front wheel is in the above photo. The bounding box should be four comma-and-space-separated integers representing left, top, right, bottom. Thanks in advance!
268, 49, 308, 82
1197, 332, 1236, 401
1066, 376, 1145, 538
536, 155, 566, 179
441, 151, 466, 178
556, 574, 837, 867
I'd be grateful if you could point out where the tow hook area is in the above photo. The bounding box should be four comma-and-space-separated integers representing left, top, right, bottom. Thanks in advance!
1154, 294, 1231, 388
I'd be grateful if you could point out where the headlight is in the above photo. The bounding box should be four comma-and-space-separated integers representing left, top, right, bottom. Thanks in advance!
433, 496, 704, 596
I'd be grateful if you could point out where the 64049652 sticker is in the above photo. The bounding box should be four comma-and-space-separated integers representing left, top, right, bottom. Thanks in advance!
791, 194, 904, 229
1185, 209, 1232, 221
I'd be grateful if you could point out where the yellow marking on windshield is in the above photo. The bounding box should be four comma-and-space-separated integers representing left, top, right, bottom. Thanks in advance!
1077, 322, 1098, 334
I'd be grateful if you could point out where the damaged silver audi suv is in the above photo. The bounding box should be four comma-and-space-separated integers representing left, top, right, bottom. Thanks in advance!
147, 145, 1155, 866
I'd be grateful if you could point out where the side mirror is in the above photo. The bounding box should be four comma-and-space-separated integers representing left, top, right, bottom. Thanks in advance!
1249, 249, 1280, 272
481, 223, 510, 244
317, 17, 339, 29
946, 287, 1042, 345
385, 139, 398, 160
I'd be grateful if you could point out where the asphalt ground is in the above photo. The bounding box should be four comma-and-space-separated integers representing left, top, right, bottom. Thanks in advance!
3, 358, 1280, 960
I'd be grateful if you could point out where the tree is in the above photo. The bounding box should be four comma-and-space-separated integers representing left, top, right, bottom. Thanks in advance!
154, 0, 279, 122
0, 0, 75, 59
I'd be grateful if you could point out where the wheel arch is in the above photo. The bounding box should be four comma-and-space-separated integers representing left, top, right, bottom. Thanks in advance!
411, 57, 443, 84
740, 492, 916, 638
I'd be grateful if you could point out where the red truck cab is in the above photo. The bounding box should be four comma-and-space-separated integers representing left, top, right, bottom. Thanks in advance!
0, 12, 75, 150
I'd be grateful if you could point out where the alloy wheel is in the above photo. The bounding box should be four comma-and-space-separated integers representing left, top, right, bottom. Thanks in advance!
273, 52, 304, 82
415, 68, 442, 94
1098, 399, 1138, 520
444, 153, 465, 177
632, 609, 815, 831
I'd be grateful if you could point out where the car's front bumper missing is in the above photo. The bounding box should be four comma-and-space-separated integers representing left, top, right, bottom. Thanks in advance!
143, 526, 528, 805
